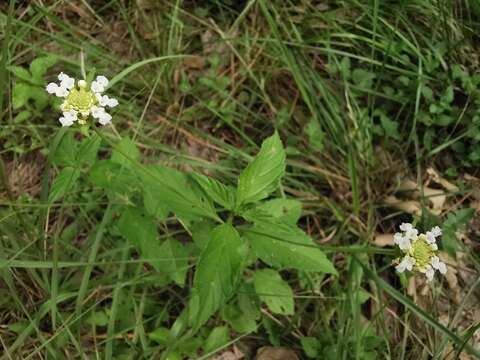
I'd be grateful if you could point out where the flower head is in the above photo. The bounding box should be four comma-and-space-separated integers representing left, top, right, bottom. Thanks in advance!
46, 73, 118, 127
394, 224, 447, 282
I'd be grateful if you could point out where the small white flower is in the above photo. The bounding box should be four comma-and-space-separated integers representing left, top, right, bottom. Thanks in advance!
399, 223, 418, 240
91, 106, 112, 125
58, 110, 78, 127
58, 72, 75, 90
96, 93, 118, 108
90, 75, 109, 93
431, 226, 442, 237
394, 233, 411, 251
396, 255, 415, 273
46, 73, 117, 127
424, 265, 435, 282
431, 256, 447, 275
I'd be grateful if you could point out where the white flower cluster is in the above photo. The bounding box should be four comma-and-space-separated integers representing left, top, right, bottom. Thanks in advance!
394, 223, 447, 282
46, 73, 118, 127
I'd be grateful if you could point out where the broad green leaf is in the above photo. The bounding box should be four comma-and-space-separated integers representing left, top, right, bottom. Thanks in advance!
253, 269, 294, 315
190, 223, 246, 329
245, 221, 337, 275
52, 131, 77, 167
30, 56, 57, 84
204, 326, 230, 354
49, 167, 80, 202
236, 132, 286, 206
89, 160, 138, 195
243, 198, 302, 225
190, 173, 236, 210
111, 137, 140, 166
29, 86, 49, 110
158, 238, 189, 286
143, 185, 169, 219
12, 83, 31, 109
442, 208, 474, 257
221, 283, 260, 334
191, 219, 216, 251
77, 134, 101, 166
117, 207, 164, 272
141, 166, 220, 222
301, 337, 320, 358
13, 110, 32, 123
8, 66, 32, 83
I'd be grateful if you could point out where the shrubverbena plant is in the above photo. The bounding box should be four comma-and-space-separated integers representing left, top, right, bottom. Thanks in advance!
45, 70, 337, 347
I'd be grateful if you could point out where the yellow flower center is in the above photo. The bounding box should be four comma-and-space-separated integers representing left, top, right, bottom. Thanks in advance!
409, 235, 435, 271
62, 87, 97, 116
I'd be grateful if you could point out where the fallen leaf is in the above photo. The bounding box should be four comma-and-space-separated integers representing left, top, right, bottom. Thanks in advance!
384, 195, 421, 215
256, 347, 299, 360
373, 234, 394, 247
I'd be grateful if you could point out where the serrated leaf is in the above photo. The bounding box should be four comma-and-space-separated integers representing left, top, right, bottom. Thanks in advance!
111, 137, 140, 166
253, 269, 294, 315
30, 56, 57, 84
77, 134, 101, 166
143, 185, 170, 219
141, 166, 220, 222
158, 238, 189, 286
117, 207, 164, 272
8, 66, 32, 83
12, 83, 31, 109
190, 223, 246, 329
52, 131, 77, 167
236, 132, 286, 206
89, 160, 138, 195
204, 326, 230, 354
49, 167, 80, 202
245, 221, 337, 274
243, 198, 302, 225
190, 173, 236, 210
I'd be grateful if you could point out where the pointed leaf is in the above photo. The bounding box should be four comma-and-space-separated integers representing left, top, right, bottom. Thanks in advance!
190, 173, 236, 210
245, 221, 337, 274
48, 167, 80, 202
236, 132, 286, 206
190, 223, 246, 329
253, 269, 294, 315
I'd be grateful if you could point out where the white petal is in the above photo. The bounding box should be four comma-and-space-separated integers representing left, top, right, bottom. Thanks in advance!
97, 95, 118, 108
98, 112, 112, 125
394, 233, 403, 245
63, 110, 78, 122
437, 261, 447, 275
58, 72, 75, 90
55, 86, 69, 97
91, 106, 112, 125
430, 243, 438, 251
106, 97, 118, 108
90, 81, 105, 93
46, 82, 59, 94
396, 256, 415, 273
59, 116, 74, 127
399, 223, 413, 232
431, 256, 440, 268
425, 266, 435, 282
398, 237, 411, 251
395, 262, 406, 273
95, 75, 109, 87
425, 231, 436, 244
431, 226, 442, 237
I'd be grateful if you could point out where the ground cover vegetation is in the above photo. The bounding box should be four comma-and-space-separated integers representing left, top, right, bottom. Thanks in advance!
1, 1, 480, 359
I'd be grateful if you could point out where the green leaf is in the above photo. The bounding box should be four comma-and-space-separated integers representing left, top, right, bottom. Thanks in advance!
253, 269, 294, 315
190, 173, 236, 210
221, 283, 260, 334
89, 160, 138, 195
243, 198, 302, 226
30, 56, 57, 84
204, 326, 230, 354
149, 327, 170, 346
190, 223, 246, 329
111, 137, 140, 166
245, 221, 337, 274
158, 238, 189, 286
191, 219, 216, 251
306, 119, 325, 151
13, 110, 32, 123
236, 132, 286, 207
442, 208, 474, 257
8, 66, 32, 83
143, 185, 170, 219
301, 337, 320, 358
12, 83, 31, 109
49, 167, 80, 202
117, 207, 164, 272
141, 166, 219, 222
52, 130, 78, 167
77, 134, 101, 166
